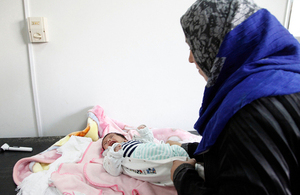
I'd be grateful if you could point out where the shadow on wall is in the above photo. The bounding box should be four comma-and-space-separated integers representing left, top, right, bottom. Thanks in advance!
20, 20, 29, 44
44, 106, 92, 137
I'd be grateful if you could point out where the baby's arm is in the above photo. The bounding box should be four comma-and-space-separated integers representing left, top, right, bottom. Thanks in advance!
133, 125, 154, 143
103, 143, 124, 176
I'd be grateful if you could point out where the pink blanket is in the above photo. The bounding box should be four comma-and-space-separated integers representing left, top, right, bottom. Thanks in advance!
13, 105, 201, 195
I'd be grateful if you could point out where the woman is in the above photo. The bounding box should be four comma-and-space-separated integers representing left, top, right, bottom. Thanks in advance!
170, 0, 300, 194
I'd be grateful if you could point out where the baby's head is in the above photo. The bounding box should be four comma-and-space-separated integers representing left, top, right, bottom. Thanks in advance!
102, 132, 128, 150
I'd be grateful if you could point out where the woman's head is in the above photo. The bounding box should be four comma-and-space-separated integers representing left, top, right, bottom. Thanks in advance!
102, 132, 128, 150
181, 0, 259, 86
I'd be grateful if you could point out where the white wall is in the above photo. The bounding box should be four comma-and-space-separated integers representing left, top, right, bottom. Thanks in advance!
256, 0, 288, 25
0, 1, 38, 137
289, 0, 300, 40
0, 0, 289, 138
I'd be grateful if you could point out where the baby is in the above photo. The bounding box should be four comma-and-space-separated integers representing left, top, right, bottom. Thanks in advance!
102, 125, 190, 186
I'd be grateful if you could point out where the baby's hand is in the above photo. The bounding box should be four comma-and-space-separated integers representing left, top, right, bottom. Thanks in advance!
114, 143, 122, 152
137, 124, 146, 130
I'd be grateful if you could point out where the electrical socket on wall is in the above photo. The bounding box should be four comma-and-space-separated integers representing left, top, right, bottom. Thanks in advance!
27, 17, 48, 43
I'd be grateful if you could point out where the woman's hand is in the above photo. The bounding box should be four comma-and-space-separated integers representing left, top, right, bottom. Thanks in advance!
166, 140, 182, 147
171, 158, 196, 181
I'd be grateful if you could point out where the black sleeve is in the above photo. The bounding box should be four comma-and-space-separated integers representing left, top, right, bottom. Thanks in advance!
181, 142, 203, 162
203, 93, 300, 194
173, 163, 215, 195
175, 92, 300, 195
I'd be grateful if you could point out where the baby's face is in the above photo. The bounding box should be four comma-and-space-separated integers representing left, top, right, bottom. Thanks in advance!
102, 133, 127, 150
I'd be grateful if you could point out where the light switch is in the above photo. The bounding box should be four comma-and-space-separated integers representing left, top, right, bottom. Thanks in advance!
27, 17, 48, 43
